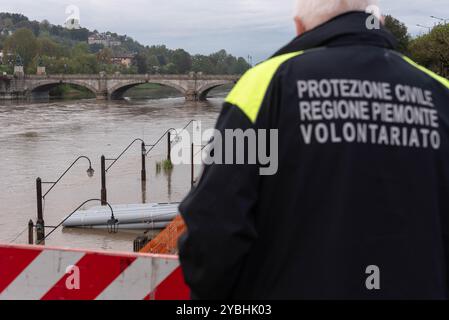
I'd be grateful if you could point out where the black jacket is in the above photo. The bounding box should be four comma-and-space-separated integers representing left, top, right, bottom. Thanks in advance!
178, 12, 449, 299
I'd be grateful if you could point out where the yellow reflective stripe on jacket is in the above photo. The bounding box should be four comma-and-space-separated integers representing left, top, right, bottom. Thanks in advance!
402, 55, 449, 90
225, 51, 304, 123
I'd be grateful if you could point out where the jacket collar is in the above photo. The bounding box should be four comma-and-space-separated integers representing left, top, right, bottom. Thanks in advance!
272, 11, 398, 57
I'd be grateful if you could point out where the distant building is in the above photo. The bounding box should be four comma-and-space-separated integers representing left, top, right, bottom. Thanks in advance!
64, 18, 81, 30
88, 33, 122, 47
111, 53, 135, 68
0, 50, 20, 65
108, 40, 122, 47
0, 51, 12, 65
0, 29, 13, 36
88, 35, 104, 45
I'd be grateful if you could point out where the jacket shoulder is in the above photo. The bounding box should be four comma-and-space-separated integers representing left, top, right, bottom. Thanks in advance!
225, 51, 304, 123
400, 55, 449, 90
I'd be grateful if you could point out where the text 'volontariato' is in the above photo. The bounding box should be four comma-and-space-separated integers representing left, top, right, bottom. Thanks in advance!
297, 79, 440, 149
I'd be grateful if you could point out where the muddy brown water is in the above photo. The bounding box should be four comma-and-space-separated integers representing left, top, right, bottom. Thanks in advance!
0, 92, 224, 252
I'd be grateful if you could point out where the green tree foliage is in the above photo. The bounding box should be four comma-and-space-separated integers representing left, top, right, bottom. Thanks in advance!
0, 64, 12, 74
0, 13, 28, 27
384, 15, 410, 54
381, 16, 448, 79
134, 52, 148, 74
3, 28, 38, 67
409, 24, 449, 78
192, 55, 214, 73
71, 42, 89, 56
172, 49, 192, 74
89, 43, 104, 53
96, 48, 113, 64
37, 37, 61, 57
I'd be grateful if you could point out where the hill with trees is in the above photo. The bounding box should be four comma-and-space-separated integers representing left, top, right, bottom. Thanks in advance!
0, 12, 251, 75
0, 13, 447, 80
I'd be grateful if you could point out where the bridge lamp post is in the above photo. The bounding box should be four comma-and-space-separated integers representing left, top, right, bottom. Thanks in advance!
35, 156, 95, 245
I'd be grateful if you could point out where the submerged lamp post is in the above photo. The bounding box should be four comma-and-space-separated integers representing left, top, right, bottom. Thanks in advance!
141, 142, 147, 181
35, 156, 94, 245
145, 120, 200, 161
167, 131, 172, 162
28, 220, 34, 245
190, 142, 209, 189
100, 120, 200, 206
191, 143, 194, 188
101, 138, 149, 206
145, 128, 178, 161
36, 198, 117, 245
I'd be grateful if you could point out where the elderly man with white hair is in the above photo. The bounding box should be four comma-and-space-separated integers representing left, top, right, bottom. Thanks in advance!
178, 0, 449, 299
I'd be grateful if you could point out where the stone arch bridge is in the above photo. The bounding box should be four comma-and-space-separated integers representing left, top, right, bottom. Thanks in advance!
0, 73, 240, 101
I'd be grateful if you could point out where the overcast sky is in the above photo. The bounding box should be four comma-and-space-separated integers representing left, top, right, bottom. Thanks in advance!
1, 0, 448, 62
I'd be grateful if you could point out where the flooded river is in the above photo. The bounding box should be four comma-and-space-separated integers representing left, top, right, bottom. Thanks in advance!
0, 89, 224, 252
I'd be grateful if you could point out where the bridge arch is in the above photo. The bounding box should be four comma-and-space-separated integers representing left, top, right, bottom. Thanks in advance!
197, 80, 236, 100
108, 80, 188, 100
27, 80, 98, 97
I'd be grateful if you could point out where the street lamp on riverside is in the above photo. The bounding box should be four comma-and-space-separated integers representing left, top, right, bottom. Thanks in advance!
416, 24, 432, 33
430, 16, 448, 24
100, 121, 199, 206
144, 128, 179, 158
101, 138, 150, 206
154, 119, 200, 158
144, 121, 200, 160
247, 55, 253, 67
35, 156, 94, 245
36, 199, 117, 245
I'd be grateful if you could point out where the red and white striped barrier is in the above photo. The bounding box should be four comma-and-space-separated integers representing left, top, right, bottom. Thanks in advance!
0, 244, 190, 300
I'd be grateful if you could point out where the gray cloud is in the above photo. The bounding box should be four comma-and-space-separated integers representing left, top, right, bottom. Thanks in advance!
1, 0, 448, 62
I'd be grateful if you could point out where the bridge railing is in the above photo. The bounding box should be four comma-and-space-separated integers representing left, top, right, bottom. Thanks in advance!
23, 74, 240, 81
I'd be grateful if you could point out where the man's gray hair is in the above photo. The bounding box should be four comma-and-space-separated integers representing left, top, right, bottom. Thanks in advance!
295, 0, 379, 30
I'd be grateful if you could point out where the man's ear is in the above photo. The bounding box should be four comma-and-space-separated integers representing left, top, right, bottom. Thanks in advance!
294, 16, 306, 36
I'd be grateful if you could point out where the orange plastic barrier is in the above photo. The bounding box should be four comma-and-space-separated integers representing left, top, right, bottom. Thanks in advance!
140, 215, 186, 255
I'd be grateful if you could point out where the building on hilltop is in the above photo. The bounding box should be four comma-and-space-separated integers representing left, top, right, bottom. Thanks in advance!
111, 53, 135, 68
88, 32, 122, 47
64, 18, 81, 30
